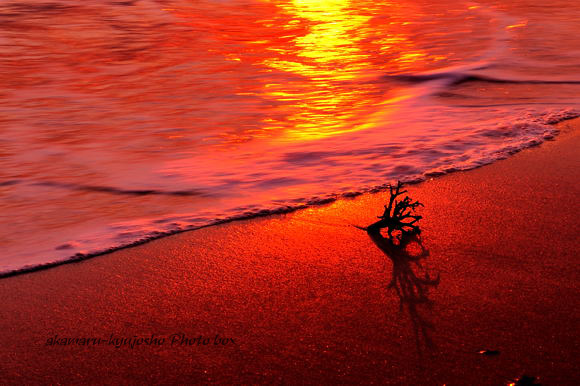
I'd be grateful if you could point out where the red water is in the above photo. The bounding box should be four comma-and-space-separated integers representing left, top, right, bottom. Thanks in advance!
0, 0, 579, 273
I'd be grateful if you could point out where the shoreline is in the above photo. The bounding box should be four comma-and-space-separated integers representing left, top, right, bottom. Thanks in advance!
1, 119, 578, 384
1, 115, 578, 280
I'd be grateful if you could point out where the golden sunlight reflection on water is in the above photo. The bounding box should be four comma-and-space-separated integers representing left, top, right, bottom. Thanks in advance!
256, 0, 436, 141
163, 0, 494, 145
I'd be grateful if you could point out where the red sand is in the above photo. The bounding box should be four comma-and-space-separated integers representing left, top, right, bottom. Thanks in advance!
1, 120, 578, 385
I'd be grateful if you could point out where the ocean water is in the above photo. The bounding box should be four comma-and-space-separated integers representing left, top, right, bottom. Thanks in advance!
1, 0, 579, 274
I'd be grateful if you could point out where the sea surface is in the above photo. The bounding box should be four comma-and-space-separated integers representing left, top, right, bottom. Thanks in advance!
1, 0, 579, 274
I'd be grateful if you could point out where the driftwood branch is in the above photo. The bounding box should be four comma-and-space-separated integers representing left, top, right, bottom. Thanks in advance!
370, 181, 424, 241
361, 185, 439, 351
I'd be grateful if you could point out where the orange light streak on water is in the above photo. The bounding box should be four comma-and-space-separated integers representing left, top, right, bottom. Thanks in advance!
164, 0, 454, 144
257, 0, 432, 141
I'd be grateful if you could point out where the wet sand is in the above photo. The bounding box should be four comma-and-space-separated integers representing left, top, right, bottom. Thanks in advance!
1, 120, 578, 385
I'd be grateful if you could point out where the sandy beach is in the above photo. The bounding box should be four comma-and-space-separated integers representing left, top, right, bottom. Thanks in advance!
1, 119, 578, 385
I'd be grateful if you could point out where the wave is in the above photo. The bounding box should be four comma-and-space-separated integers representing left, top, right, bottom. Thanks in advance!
31, 181, 205, 197
389, 71, 580, 86
1, 109, 578, 279
1, 180, 205, 196
383, 3, 580, 89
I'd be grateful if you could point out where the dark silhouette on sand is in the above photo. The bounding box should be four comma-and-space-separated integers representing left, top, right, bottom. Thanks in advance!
371, 181, 423, 240
370, 230, 439, 350
356, 182, 439, 351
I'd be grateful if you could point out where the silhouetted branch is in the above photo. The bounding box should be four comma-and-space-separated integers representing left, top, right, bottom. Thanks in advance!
370, 181, 424, 241
361, 182, 440, 352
